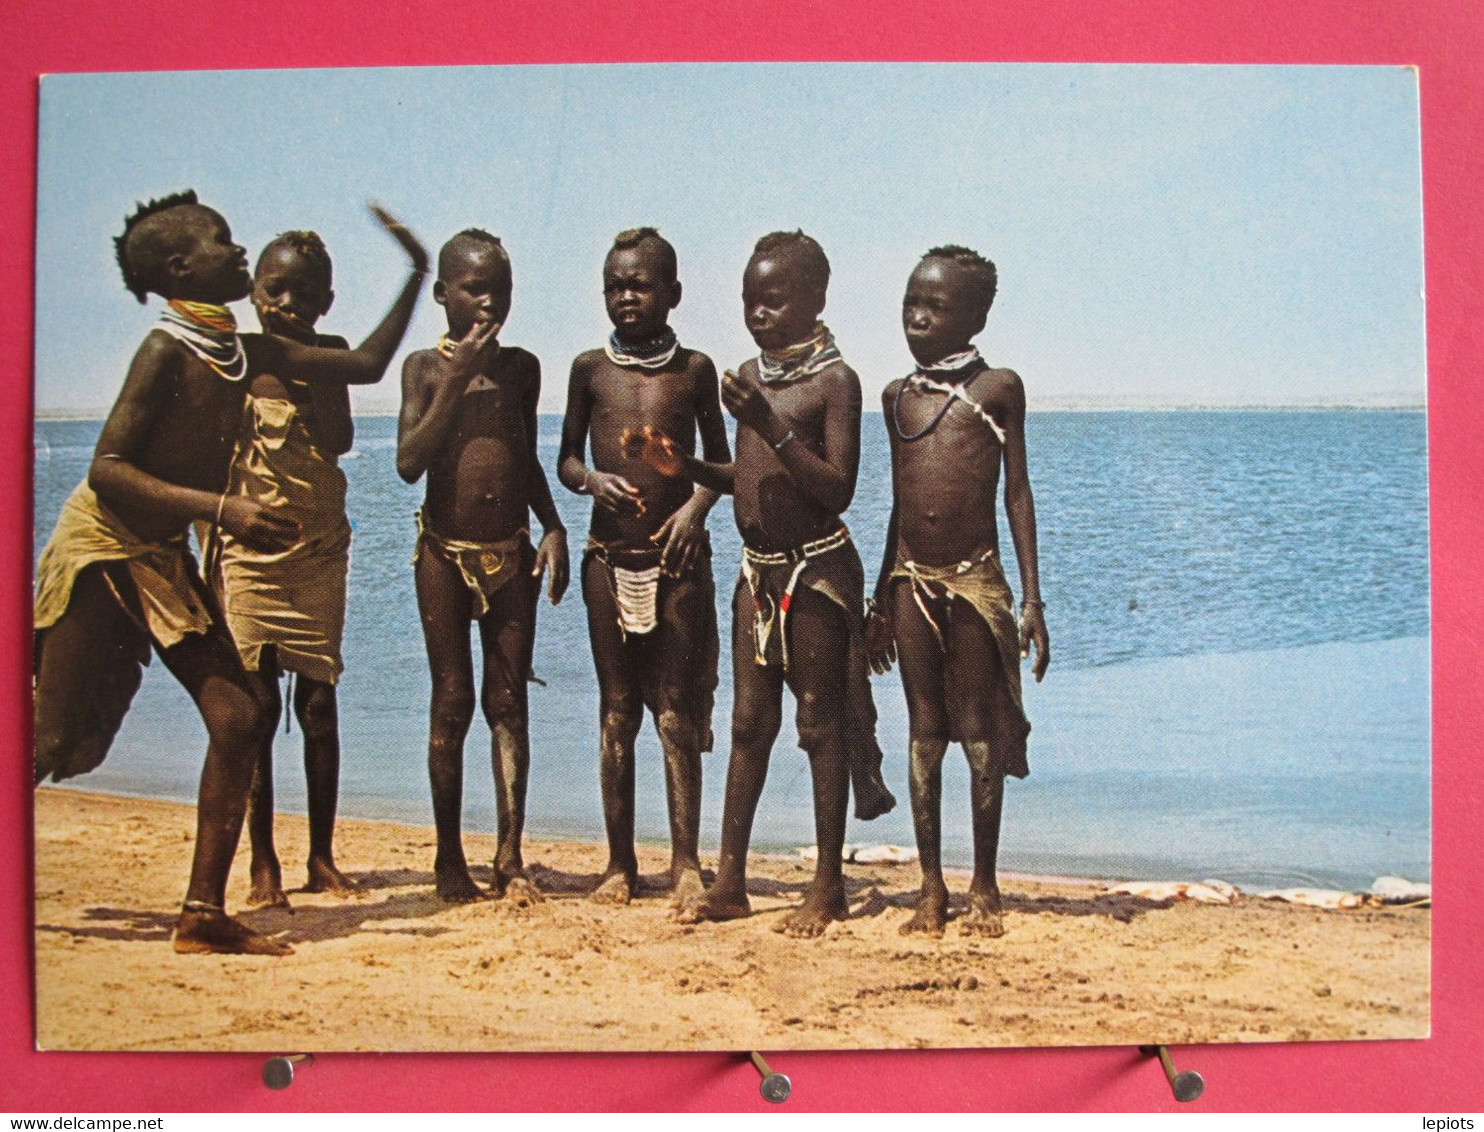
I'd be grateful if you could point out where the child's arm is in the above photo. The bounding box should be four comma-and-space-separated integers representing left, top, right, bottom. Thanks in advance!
556, 357, 644, 515
522, 357, 568, 604
867, 501, 899, 674
295, 335, 353, 456
998, 371, 1050, 682
650, 355, 731, 575
259, 206, 429, 388
396, 322, 501, 483
867, 386, 899, 673
89, 334, 299, 552
308, 380, 354, 456
722, 364, 859, 515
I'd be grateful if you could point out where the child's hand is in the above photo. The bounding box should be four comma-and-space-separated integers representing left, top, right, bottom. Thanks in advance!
1019, 603, 1050, 682
368, 202, 430, 274
444, 320, 502, 386
720, 368, 775, 435
651, 494, 706, 577
620, 425, 683, 476
219, 497, 301, 554
533, 528, 569, 605
867, 599, 896, 674
585, 469, 645, 516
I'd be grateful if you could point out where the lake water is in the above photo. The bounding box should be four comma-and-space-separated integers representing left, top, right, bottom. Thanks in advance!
33, 411, 1430, 890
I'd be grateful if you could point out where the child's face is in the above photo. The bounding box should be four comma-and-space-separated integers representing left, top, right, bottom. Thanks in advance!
436, 247, 512, 338
172, 207, 252, 305
252, 245, 333, 341
902, 258, 986, 366
742, 253, 825, 352
603, 244, 679, 342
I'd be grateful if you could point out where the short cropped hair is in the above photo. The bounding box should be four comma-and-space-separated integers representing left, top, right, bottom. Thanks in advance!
259, 230, 333, 289
439, 227, 510, 280
610, 226, 678, 285
752, 230, 830, 292
114, 189, 200, 303
922, 245, 998, 316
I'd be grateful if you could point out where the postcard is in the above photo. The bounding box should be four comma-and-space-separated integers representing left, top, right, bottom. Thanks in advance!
32, 62, 1427, 1052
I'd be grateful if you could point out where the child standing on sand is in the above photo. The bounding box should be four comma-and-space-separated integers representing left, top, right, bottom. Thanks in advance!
869, 246, 1050, 938
397, 229, 569, 904
206, 230, 360, 909
33, 193, 427, 954
558, 228, 730, 908
632, 230, 894, 938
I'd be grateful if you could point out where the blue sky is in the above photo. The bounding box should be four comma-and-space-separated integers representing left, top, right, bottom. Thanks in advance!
34, 63, 1423, 413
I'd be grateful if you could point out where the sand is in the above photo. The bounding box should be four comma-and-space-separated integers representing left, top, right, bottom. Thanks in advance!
33, 787, 1429, 1053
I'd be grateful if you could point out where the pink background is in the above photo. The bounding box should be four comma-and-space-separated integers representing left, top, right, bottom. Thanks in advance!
2, 0, 1480, 1112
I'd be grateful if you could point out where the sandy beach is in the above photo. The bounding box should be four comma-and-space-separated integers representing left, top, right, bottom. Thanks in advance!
33, 787, 1429, 1053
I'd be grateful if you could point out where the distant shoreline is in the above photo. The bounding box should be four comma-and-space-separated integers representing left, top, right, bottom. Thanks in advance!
36, 403, 1428, 422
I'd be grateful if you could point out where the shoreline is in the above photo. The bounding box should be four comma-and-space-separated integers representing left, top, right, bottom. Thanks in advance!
34, 787, 1429, 1053
41, 779, 1430, 896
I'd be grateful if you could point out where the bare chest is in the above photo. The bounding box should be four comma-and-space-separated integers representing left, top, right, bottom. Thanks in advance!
443, 371, 528, 456
590, 363, 696, 430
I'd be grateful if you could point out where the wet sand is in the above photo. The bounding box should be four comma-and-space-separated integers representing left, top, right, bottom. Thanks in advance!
33, 787, 1429, 1052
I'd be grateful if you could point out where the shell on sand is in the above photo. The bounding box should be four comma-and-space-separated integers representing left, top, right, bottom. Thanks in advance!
796, 844, 919, 864
1370, 876, 1431, 904
1105, 880, 1238, 905
1253, 888, 1367, 909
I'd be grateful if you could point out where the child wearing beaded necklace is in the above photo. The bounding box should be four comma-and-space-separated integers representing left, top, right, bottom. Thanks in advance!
33, 192, 427, 956
557, 227, 730, 908
397, 229, 569, 905
868, 245, 1050, 939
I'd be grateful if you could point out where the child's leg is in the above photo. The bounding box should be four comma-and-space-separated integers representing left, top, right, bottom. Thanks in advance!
775, 586, 853, 938
243, 655, 288, 908
582, 555, 644, 903
652, 571, 710, 902
293, 675, 355, 893
477, 556, 541, 904
155, 625, 287, 955
415, 548, 480, 902
944, 600, 1015, 938
890, 578, 953, 936
674, 578, 783, 923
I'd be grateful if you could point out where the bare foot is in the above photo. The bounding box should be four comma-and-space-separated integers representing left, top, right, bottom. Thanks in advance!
435, 864, 487, 904
495, 870, 544, 906
673, 884, 751, 924
589, 868, 635, 906
304, 857, 362, 897
852, 767, 897, 821
774, 887, 849, 938
173, 907, 293, 956
246, 862, 290, 909
899, 886, 949, 937
959, 889, 1006, 937
668, 868, 706, 909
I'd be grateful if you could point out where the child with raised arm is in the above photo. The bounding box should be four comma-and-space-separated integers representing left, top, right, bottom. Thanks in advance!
33, 193, 427, 954
207, 230, 359, 908
557, 227, 729, 907
869, 246, 1050, 938
632, 230, 894, 938
397, 229, 569, 904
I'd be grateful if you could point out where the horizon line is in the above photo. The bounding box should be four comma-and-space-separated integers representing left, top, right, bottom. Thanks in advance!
36, 401, 1428, 422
